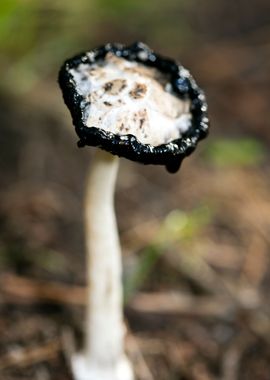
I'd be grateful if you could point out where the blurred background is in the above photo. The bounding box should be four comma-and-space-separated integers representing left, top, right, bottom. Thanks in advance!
0, 0, 270, 379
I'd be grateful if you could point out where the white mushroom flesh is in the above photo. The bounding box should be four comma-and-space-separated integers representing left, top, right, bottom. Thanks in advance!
70, 52, 191, 147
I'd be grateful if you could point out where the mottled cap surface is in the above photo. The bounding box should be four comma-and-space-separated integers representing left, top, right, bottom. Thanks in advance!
58, 42, 209, 173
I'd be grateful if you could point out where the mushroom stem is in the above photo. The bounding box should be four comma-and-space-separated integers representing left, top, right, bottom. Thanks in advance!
85, 148, 123, 363
72, 149, 134, 380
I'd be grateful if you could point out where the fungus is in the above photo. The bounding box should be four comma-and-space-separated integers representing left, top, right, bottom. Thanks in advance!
58, 42, 209, 380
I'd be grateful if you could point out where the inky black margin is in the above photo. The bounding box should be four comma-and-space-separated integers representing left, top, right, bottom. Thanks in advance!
58, 42, 209, 173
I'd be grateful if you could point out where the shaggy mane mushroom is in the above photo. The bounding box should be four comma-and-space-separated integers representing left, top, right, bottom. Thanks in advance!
58, 42, 209, 380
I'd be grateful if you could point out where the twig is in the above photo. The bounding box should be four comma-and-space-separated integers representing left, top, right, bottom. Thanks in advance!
0, 273, 85, 305
126, 333, 155, 380
129, 292, 234, 319
0, 339, 60, 371
221, 336, 253, 380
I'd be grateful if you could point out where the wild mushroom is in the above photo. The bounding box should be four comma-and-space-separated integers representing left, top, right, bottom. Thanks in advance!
58, 42, 209, 380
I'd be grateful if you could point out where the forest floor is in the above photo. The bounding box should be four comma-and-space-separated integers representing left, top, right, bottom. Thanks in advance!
1, 90, 270, 379
1, 8, 270, 375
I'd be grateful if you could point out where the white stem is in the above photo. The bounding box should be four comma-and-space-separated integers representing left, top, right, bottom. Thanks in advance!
85, 149, 122, 363
72, 149, 134, 380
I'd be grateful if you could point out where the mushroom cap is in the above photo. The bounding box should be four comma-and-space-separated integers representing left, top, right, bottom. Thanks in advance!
58, 42, 209, 173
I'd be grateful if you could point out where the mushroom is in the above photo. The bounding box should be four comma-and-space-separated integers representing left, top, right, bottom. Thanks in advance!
58, 42, 209, 380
